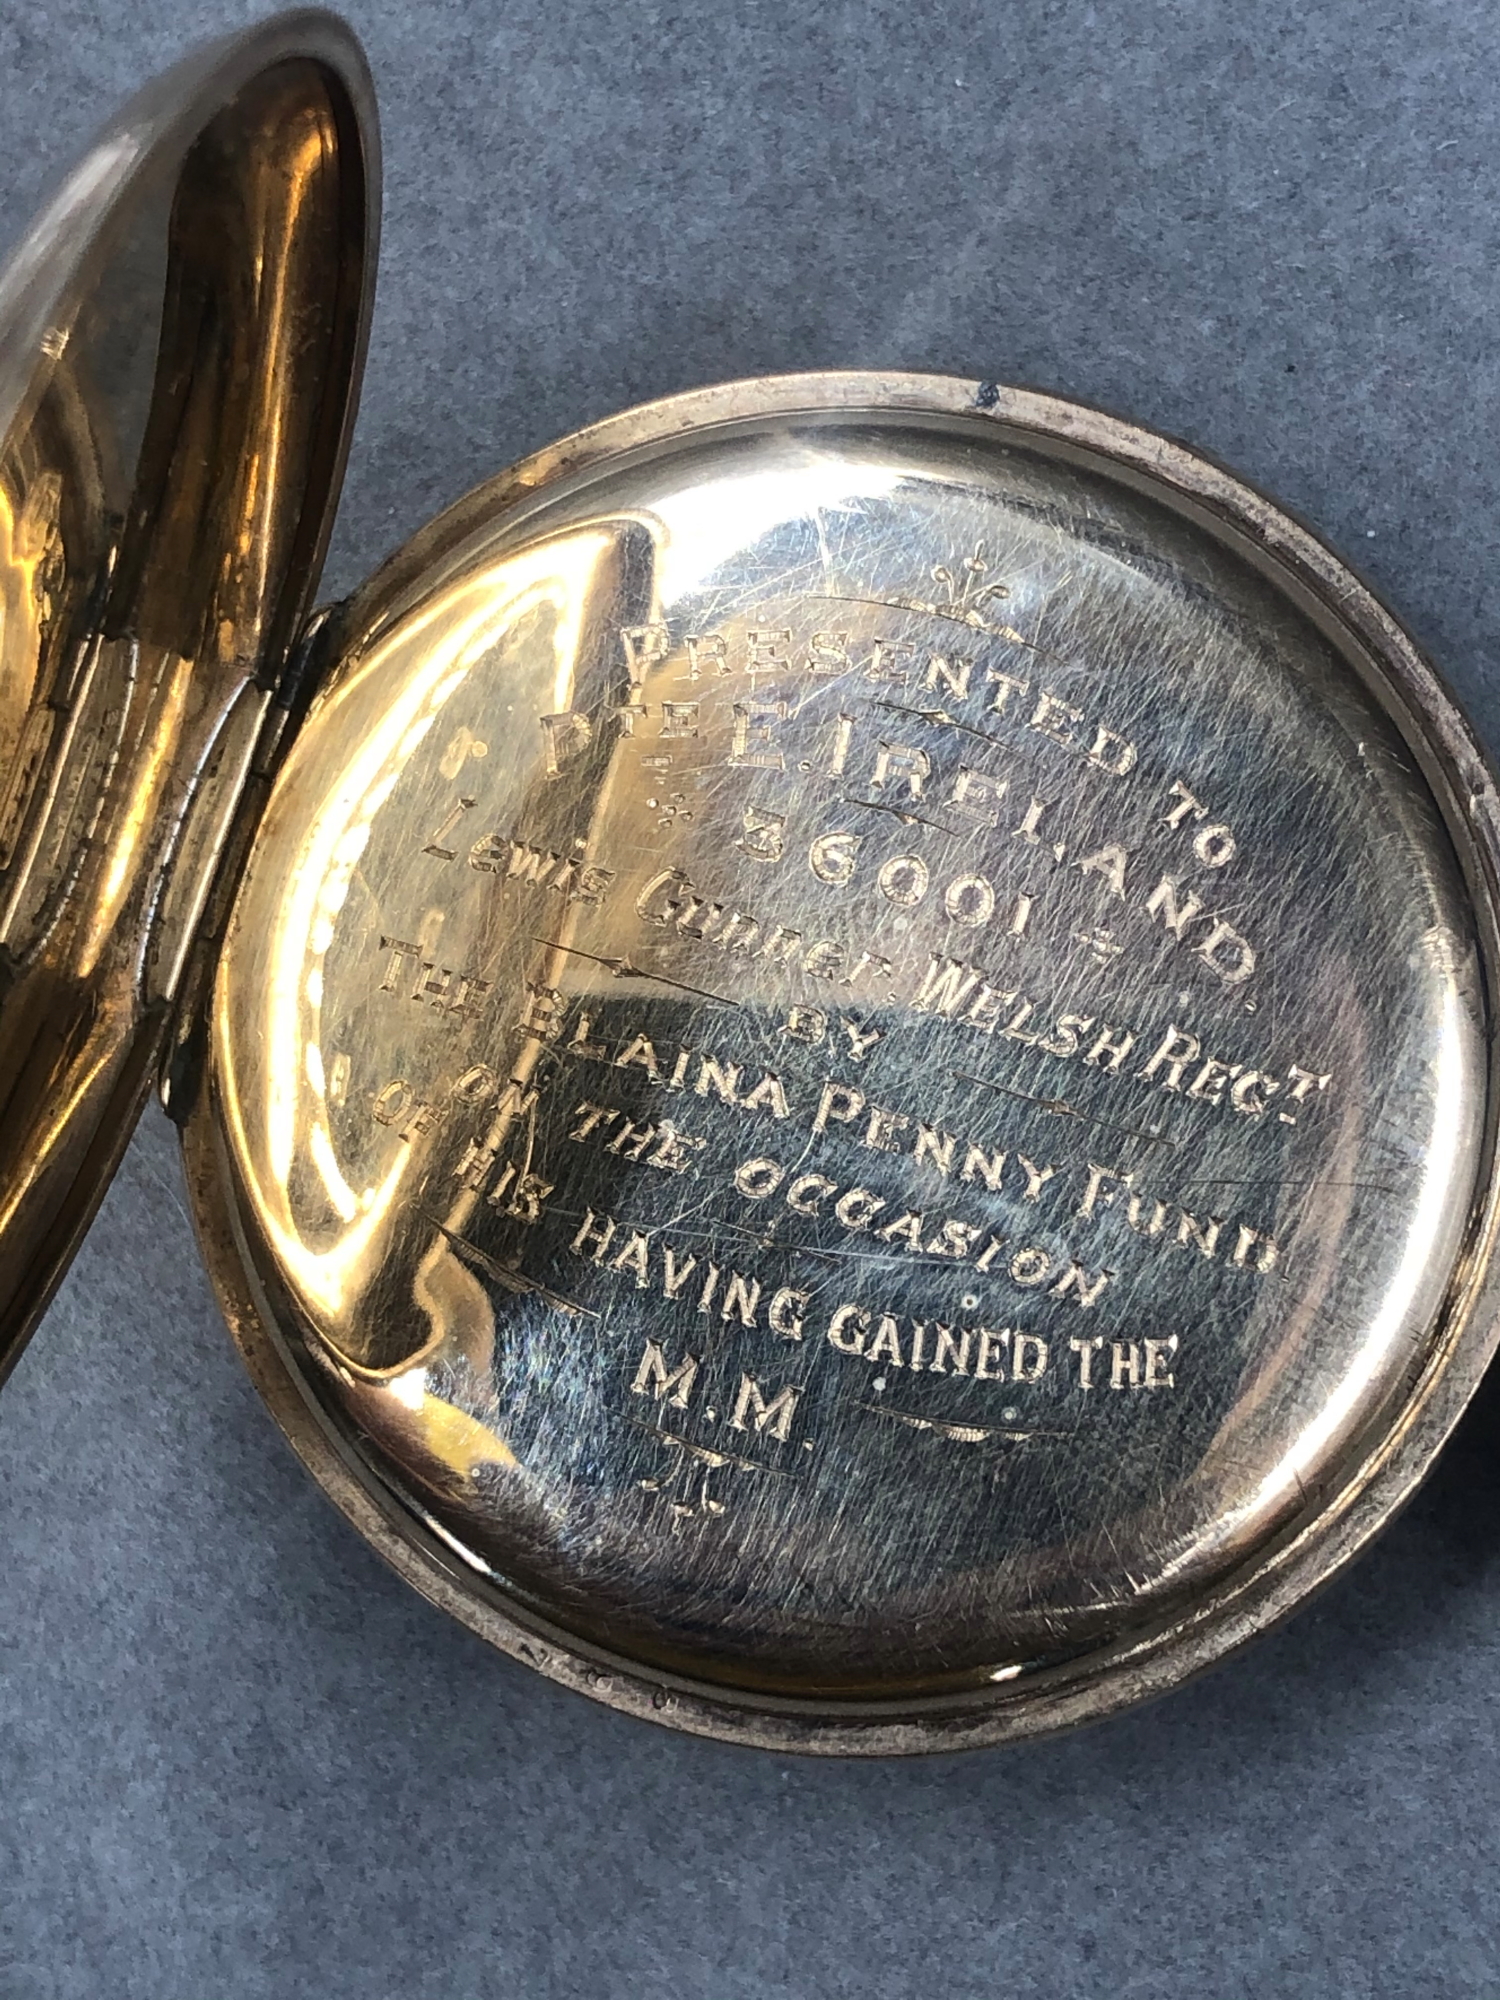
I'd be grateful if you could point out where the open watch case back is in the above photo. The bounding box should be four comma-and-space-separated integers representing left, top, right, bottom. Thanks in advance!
3, 12, 1500, 1755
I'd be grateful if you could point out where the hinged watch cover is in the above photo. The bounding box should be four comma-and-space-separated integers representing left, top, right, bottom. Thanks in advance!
0, 12, 376, 1381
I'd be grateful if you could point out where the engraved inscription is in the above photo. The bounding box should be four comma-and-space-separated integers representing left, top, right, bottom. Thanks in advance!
906, 958, 1327, 1120
216, 415, 1487, 1689
507, 1000, 1287, 1290
377, 936, 492, 1020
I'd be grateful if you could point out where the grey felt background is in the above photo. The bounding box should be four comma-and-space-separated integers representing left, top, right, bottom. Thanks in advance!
2, 2, 1500, 1993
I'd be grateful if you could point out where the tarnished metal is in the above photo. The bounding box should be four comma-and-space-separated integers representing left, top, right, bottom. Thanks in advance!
9, 22, 1500, 1753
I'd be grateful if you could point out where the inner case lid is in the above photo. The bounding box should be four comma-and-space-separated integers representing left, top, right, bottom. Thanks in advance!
196, 376, 1499, 1744
0, 13, 377, 1380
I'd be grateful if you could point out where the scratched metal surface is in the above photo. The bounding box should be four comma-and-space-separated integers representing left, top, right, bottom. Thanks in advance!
207, 401, 1482, 1703
5, 0, 1500, 1993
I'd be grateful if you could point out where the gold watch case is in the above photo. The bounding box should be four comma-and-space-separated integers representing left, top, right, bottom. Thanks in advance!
4, 12, 1500, 1756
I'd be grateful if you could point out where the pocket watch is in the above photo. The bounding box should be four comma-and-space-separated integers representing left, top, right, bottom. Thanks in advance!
3, 10, 1498, 1756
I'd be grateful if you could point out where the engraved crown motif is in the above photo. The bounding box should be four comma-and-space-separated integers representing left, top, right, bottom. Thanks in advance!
897, 541, 1015, 634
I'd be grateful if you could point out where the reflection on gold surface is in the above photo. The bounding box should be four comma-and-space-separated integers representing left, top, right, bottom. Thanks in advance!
225, 529, 617, 1329
0, 50, 372, 1377
339, 1358, 518, 1489
0, 470, 63, 784
74, 649, 193, 981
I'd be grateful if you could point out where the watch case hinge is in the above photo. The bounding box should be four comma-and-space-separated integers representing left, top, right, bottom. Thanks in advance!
158, 600, 346, 1125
